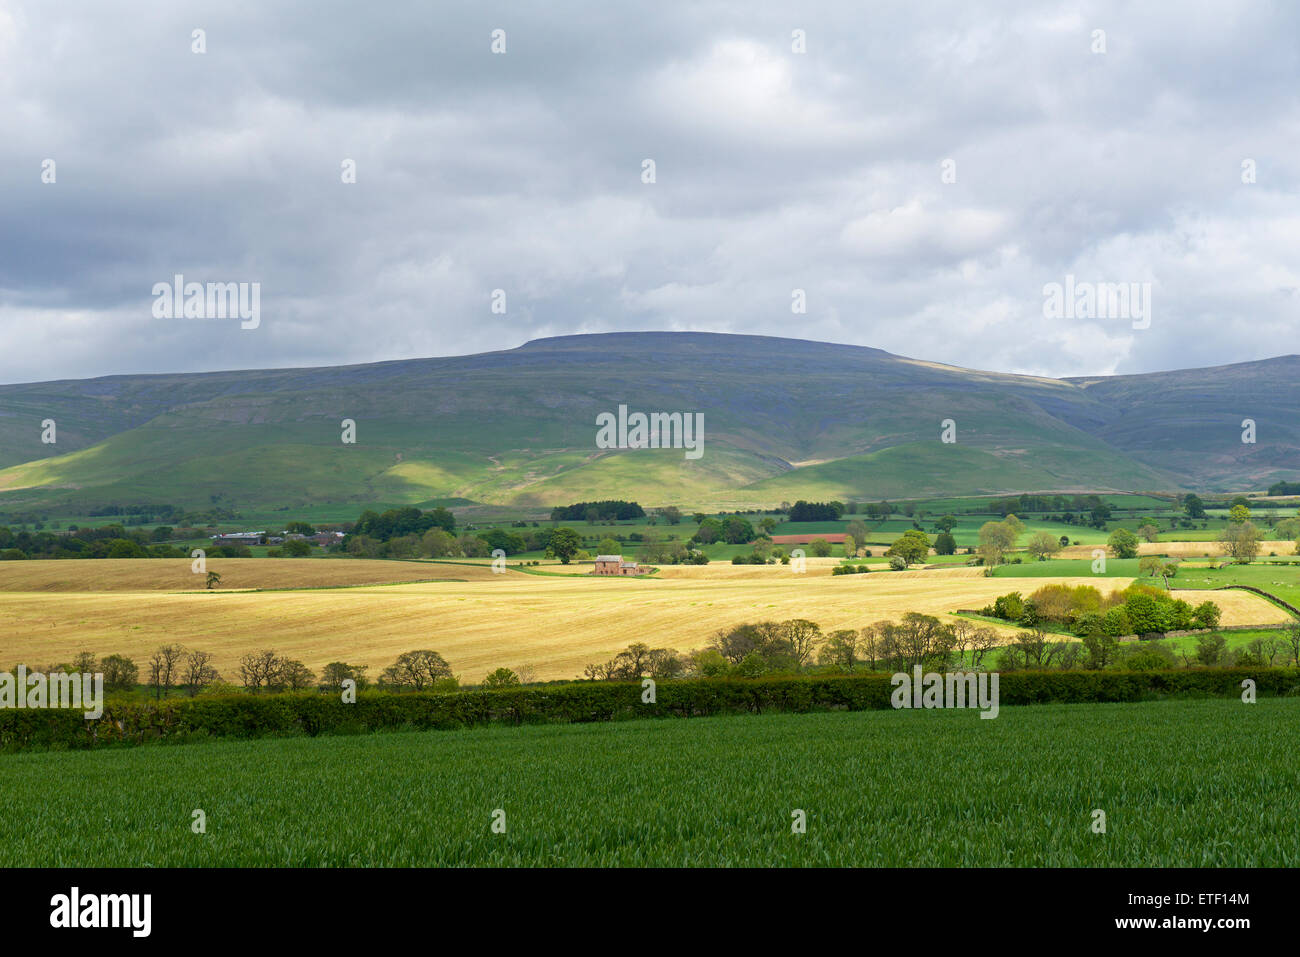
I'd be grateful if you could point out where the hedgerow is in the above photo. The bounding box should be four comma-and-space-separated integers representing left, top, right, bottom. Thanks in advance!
2, 668, 1297, 753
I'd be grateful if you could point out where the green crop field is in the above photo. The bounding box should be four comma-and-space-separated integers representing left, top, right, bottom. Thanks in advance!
1171, 563, 1300, 610
2, 698, 1297, 867
992, 558, 1146, 578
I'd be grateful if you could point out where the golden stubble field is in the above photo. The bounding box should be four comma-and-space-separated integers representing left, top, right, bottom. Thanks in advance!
0, 559, 1284, 682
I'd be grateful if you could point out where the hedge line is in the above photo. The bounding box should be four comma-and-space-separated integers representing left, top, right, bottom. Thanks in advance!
2, 668, 1298, 753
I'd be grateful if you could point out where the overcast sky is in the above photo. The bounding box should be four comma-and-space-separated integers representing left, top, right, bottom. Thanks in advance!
1, 0, 1297, 384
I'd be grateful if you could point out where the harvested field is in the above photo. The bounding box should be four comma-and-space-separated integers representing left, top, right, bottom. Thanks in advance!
0, 558, 497, 592
1058, 540, 1296, 560
0, 560, 1283, 683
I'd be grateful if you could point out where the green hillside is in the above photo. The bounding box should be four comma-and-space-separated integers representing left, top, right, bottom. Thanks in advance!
0, 332, 1296, 514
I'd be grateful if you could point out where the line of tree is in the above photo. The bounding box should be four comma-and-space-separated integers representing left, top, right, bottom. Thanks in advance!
348, 506, 455, 542
549, 501, 646, 522
787, 500, 845, 522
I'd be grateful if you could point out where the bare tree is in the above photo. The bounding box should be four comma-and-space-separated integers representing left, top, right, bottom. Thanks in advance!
819, 630, 860, 671
183, 649, 220, 695
1284, 623, 1300, 667
148, 644, 186, 699
780, 619, 823, 669
380, 649, 453, 690
239, 649, 282, 691
1219, 521, 1261, 563
892, 612, 954, 670
858, 624, 884, 670
969, 627, 1000, 669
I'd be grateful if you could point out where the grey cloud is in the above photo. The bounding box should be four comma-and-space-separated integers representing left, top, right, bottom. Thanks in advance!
0, 0, 1297, 383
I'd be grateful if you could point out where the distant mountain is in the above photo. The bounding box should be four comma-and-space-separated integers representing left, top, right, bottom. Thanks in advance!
0, 332, 1296, 513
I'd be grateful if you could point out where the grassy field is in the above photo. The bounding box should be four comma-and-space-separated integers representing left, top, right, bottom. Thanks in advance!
991, 555, 1300, 610
0, 559, 1284, 683
1170, 562, 1300, 610
992, 558, 1146, 578
1, 698, 1296, 866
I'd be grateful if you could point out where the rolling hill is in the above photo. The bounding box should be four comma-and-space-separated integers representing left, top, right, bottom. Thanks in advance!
0, 332, 1296, 514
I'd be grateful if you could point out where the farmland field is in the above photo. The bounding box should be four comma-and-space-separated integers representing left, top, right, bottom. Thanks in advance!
0, 557, 490, 592
1058, 540, 1296, 560
2, 697, 1296, 867
0, 559, 1284, 683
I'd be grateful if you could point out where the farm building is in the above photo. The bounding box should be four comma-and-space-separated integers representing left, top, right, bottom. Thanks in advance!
212, 531, 266, 546
592, 554, 640, 575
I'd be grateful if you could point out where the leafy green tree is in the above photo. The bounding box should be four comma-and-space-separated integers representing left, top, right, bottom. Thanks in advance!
99, 653, 139, 691
1138, 555, 1164, 577
1026, 531, 1061, 560
320, 661, 369, 691
886, 529, 930, 565
421, 528, 459, 557
1191, 601, 1221, 629
992, 592, 1025, 621
596, 537, 621, 555
281, 538, 312, 557
1102, 605, 1132, 637
477, 528, 527, 554
1083, 632, 1119, 668
481, 667, 521, 688
722, 517, 756, 544
1194, 634, 1226, 666
1228, 503, 1251, 524
1183, 494, 1206, 519
1124, 593, 1170, 635
808, 538, 832, 557
1107, 528, 1140, 559
545, 527, 582, 564
457, 533, 490, 557
933, 531, 957, 555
